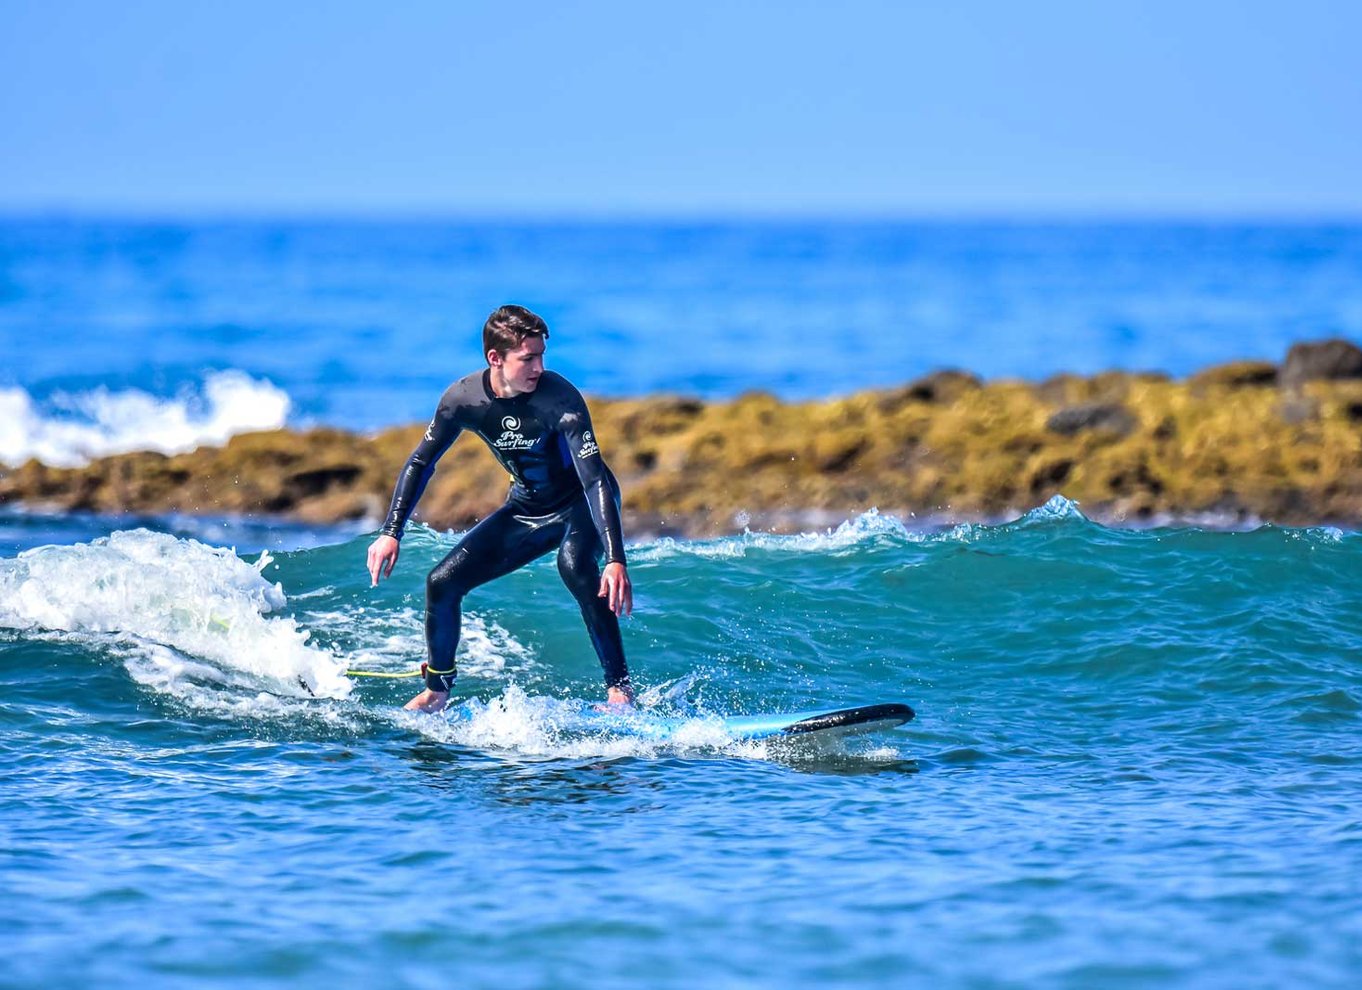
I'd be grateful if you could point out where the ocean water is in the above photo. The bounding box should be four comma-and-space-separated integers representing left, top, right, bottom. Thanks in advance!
3, 219, 1362, 465
3, 220, 1362, 986
3, 500, 1361, 989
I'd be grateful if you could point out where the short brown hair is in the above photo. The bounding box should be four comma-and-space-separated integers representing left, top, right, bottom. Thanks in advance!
483, 304, 549, 359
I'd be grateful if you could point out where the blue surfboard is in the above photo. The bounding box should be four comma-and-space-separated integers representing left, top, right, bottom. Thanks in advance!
444, 700, 915, 742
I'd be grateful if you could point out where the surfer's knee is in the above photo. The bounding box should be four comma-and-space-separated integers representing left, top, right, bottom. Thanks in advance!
426, 566, 449, 602
427, 550, 476, 603
556, 542, 599, 600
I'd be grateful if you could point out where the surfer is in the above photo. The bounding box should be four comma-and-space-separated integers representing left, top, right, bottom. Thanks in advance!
366, 305, 634, 713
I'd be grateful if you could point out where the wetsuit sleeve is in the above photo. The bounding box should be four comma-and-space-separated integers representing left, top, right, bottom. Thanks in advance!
559, 400, 627, 565
380, 397, 462, 540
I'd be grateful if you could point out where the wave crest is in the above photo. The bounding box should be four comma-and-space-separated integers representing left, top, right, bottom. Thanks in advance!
0, 529, 349, 701
0, 370, 290, 467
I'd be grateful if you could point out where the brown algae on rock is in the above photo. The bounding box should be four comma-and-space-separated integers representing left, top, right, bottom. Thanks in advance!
5, 347, 1362, 535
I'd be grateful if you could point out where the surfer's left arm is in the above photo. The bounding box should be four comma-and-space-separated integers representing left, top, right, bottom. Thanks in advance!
560, 399, 632, 617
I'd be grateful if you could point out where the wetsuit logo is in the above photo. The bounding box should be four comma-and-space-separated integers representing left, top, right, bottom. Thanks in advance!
494, 415, 536, 450
578, 430, 599, 459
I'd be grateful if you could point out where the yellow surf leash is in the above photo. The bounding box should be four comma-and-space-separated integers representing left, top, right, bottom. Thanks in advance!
344, 667, 424, 679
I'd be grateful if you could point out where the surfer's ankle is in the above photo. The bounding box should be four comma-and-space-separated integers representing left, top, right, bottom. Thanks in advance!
404, 688, 449, 713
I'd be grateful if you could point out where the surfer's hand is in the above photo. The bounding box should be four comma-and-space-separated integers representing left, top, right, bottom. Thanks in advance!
404, 689, 449, 713
367, 535, 400, 586
599, 561, 633, 617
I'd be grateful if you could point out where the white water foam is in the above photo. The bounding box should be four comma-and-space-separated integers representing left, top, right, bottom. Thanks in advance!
630, 499, 1111, 563
0, 529, 351, 704
936, 494, 1093, 542
630, 508, 921, 562
400, 684, 908, 764
303, 605, 537, 681
0, 370, 291, 467
402, 685, 764, 761
1021, 493, 1088, 523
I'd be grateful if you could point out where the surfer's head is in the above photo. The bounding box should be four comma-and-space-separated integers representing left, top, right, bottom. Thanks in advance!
484, 305, 549, 361
484, 304, 548, 396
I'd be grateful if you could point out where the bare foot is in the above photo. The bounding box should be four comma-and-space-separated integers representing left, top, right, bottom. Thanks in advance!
605, 685, 634, 707
404, 689, 450, 713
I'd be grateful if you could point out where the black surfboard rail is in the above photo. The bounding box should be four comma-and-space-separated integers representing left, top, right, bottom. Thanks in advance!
782, 703, 916, 735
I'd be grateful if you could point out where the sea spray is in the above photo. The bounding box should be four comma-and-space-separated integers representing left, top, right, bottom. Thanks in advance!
0, 528, 348, 701
0, 370, 290, 467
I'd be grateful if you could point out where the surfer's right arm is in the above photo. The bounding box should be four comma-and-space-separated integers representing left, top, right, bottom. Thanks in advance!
367, 395, 463, 585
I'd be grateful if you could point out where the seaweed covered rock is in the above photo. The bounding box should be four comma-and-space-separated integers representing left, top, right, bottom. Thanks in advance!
905, 370, 982, 404
7, 359, 1362, 533
1188, 360, 1278, 390
1046, 402, 1137, 438
1281, 339, 1362, 388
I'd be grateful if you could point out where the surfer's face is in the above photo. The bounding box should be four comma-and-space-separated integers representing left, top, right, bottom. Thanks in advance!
489, 335, 546, 396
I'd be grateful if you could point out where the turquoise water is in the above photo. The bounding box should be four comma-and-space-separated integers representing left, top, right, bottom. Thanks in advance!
3, 499, 1360, 988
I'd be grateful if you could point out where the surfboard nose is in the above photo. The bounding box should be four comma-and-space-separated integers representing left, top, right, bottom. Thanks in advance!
782, 703, 916, 736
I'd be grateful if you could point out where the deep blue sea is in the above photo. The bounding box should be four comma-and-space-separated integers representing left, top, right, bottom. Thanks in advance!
3, 220, 1362, 988
3, 219, 1362, 465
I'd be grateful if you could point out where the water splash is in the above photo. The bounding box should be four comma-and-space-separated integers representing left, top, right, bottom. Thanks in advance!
631, 508, 918, 561
1019, 493, 1089, 524
399, 684, 906, 764
0, 529, 349, 701
0, 370, 291, 467
306, 605, 537, 681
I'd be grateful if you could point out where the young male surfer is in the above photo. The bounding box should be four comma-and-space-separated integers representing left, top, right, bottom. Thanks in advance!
366, 305, 634, 712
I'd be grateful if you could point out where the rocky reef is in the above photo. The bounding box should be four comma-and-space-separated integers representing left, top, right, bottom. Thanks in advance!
5, 340, 1362, 535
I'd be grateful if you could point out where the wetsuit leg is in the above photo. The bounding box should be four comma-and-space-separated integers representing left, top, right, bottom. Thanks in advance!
424, 503, 565, 690
557, 497, 630, 689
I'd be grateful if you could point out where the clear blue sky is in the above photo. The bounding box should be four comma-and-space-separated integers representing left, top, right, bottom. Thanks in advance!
2, 0, 1359, 217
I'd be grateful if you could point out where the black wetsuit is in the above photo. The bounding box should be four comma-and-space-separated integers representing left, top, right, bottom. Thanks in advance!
381, 369, 629, 693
